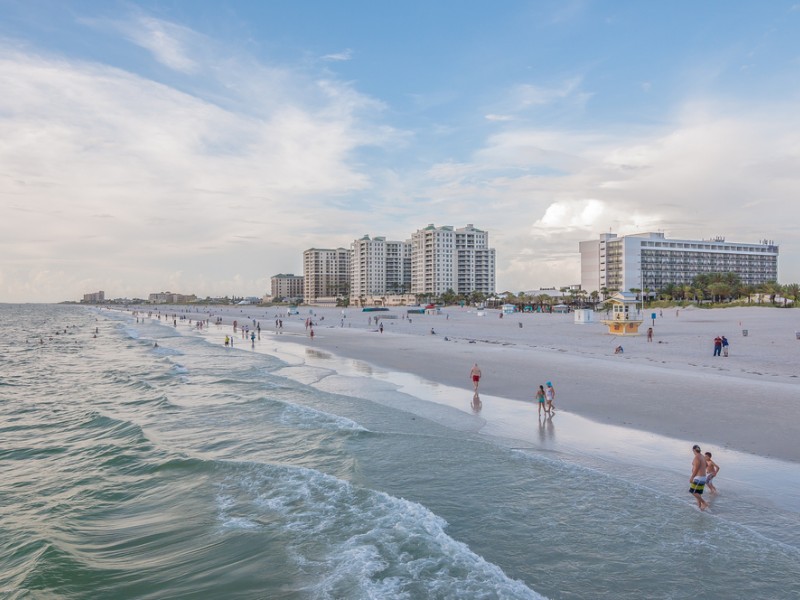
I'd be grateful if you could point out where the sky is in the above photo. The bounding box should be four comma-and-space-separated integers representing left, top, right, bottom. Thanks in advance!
2, 0, 800, 302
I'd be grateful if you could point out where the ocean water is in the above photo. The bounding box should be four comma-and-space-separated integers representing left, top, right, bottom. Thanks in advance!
1, 304, 798, 599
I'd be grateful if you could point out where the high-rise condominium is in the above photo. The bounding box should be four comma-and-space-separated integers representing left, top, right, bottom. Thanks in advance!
410, 224, 496, 297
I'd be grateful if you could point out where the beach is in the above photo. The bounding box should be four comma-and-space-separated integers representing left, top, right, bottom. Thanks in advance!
155, 303, 800, 464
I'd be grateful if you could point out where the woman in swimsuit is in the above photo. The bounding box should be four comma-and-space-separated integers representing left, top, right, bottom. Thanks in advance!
536, 385, 546, 416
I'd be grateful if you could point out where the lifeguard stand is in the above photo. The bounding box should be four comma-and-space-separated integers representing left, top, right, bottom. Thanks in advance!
601, 292, 643, 335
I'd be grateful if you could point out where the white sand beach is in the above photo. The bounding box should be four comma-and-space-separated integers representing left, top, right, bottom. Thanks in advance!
134, 304, 800, 466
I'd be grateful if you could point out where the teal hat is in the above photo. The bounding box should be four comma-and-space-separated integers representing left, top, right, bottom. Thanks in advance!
546, 381, 552, 386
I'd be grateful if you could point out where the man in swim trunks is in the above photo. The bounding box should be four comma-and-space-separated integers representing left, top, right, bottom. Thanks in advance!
470, 363, 482, 391
689, 444, 709, 510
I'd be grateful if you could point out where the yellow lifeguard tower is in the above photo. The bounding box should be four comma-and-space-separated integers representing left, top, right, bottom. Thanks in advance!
601, 291, 643, 335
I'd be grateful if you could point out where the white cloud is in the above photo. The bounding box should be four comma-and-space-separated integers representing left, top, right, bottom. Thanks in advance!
130, 17, 199, 72
481, 77, 593, 124
512, 78, 583, 108
81, 14, 201, 73
535, 199, 607, 230
485, 114, 514, 122
322, 49, 354, 62
0, 32, 397, 301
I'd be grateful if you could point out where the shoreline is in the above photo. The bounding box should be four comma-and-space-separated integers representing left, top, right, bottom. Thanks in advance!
117, 304, 800, 464
256, 334, 800, 515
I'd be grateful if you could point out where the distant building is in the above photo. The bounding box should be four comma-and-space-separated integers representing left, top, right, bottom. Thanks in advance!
270, 274, 304, 302
579, 232, 779, 294
148, 291, 197, 304
350, 235, 412, 299
303, 248, 351, 305
410, 224, 496, 297
302, 223, 496, 304
82, 291, 105, 303
524, 288, 567, 300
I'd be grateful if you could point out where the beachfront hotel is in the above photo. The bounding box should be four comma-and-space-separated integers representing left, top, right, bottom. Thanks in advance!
410, 224, 496, 298
303, 248, 351, 305
270, 274, 304, 303
579, 232, 779, 294
82, 291, 105, 303
350, 236, 412, 299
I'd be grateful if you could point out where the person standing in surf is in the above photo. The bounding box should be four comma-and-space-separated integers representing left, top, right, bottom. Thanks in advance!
689, 444, 709, 510
704, 451, 720, 494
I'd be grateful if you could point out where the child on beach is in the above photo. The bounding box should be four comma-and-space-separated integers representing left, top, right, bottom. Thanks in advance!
536, 385, 546, 416
705, 452, 720, 493
545, 381, 556, 414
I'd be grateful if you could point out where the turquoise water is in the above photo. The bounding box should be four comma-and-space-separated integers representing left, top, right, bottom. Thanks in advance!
1, 304, 798, 599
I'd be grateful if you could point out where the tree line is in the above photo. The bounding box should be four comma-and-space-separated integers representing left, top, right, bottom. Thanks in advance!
634, 273, 798, 306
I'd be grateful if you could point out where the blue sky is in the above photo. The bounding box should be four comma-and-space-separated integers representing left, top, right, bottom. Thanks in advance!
2, 1, 799, 302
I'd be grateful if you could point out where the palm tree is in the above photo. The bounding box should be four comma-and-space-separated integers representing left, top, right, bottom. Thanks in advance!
760, 282, 780, 305
536, 294, 553, 311
712, 283, 730, 303
440, 288, 457, 306
739, 284, 755, 303
783, 283, 800, 306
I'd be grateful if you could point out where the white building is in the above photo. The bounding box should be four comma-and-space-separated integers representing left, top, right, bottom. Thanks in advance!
386, 239, 412, 295
82, 290, 105, 303
303, 248, 351, 305
270, 273, 304, 301
350, 235, 411, 299
410, 224, 496, 297
580, 232, 779, 294
147, 291, 197, 304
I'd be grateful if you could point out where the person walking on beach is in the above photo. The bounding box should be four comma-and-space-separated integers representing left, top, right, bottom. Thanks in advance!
470, 363, 482, 391
713, 336, 722, 356
647, 327, 653, 342
536, 384, 546, 417
689, 444, 709, 510
721, 336, 729, 357
545, 381, 556, 414
704, 452, 720, 494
